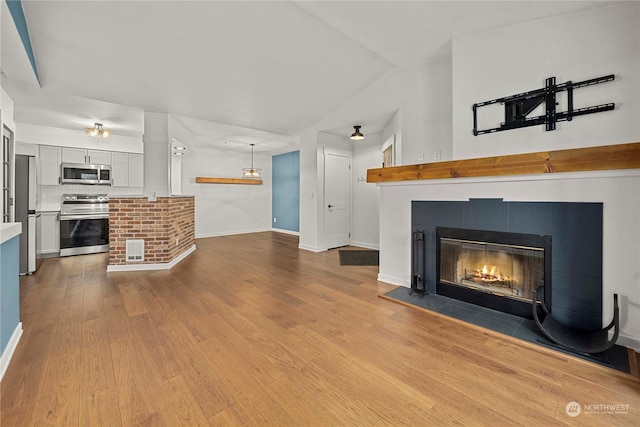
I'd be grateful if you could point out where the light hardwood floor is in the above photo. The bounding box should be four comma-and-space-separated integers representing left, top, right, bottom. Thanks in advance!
2, 232, 639, 426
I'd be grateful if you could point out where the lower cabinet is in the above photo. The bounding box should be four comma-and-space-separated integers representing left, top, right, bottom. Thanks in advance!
37, 211, 60, 256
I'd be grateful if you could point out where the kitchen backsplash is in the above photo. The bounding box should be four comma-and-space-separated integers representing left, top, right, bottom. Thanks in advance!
38, 185, 143, 211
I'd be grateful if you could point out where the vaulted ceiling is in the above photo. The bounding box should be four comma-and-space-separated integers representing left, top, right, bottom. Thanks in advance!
1, 1, 611, 154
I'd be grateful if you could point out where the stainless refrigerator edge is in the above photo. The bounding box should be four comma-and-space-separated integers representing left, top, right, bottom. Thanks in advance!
15, 154, 37, 274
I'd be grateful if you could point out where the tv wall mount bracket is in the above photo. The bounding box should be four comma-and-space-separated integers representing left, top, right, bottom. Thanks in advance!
472, 74, 615, 136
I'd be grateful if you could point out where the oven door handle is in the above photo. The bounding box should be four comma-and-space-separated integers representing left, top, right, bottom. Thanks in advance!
60, 214, 109, 220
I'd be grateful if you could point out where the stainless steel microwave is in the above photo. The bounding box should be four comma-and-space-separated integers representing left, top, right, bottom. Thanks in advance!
61, 162, 111, 185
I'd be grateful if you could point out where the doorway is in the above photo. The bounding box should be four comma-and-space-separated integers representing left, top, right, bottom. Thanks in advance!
324, 148, 351, 249
2, 127, 14, 223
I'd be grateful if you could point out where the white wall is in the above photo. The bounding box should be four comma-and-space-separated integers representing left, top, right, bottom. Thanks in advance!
452, 2, 640, 159
401, 59, 452, 165
351, 132, 381, 249
181, 145, 272, 238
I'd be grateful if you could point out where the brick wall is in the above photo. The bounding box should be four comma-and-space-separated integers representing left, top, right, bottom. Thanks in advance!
109, 196, 195, 266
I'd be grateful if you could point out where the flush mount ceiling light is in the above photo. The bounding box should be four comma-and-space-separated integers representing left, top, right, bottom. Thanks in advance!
85, 122, 111, 138
350, 125, 364, 141
242, 143, 262, 180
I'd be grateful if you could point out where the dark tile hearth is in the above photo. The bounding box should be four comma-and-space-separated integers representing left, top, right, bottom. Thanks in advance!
383, 287, 631, 374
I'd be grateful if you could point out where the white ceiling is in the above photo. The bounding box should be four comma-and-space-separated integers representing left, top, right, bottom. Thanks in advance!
1, 1, 612, 155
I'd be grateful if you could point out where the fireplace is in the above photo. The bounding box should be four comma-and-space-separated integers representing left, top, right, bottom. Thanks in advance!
436, 227, 551, 319
412, 199, 603, 330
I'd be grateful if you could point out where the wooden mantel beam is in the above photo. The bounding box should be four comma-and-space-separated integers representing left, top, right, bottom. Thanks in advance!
196, 177, 262, 185
367, 142, 640, 183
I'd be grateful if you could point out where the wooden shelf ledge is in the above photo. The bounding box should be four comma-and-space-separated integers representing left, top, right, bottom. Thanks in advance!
196, 177, 262, 185
367, 142, 640, 183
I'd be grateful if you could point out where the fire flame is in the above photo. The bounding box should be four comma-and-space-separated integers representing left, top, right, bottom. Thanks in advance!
475, 265, 508, 282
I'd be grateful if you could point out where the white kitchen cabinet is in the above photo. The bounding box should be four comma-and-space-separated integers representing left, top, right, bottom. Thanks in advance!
128, 154, 144, 187
62, 147, 111, 165
111, 152, 143, 187
89, 150, 111, 164
36, 211, 60, 256
111, 152, 129, 186
38, 145, 61, 185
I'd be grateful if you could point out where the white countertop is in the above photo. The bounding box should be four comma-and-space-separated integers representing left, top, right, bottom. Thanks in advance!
0, 222, 22, 245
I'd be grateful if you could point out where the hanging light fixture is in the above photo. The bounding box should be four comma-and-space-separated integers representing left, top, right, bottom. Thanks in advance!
85, 122, 111, 138
350, 125, 364, 141
242, 143, 261, 180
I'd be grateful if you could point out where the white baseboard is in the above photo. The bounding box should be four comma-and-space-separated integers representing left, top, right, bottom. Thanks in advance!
272, 228, 300, 236
299, 243, 324, 253
0, 322, 23, 382
377, 273, 409, 287
615, 334, 640, 352
350, 241, 379, 250
195, 227, 271, 239
107, 244, 196, 272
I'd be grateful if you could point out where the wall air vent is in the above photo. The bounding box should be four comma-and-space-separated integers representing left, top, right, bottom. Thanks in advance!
126, 239, 144, 262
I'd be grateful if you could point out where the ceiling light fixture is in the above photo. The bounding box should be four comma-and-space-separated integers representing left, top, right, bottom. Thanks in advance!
242, 143, 261, 180
85, 122, 111, 138
350, 125, 364, 141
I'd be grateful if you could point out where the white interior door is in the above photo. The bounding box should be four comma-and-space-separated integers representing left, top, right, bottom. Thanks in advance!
325, 150, 351, 249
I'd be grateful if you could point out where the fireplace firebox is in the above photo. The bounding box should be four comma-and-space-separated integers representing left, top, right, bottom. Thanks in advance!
437, 227, 552, 319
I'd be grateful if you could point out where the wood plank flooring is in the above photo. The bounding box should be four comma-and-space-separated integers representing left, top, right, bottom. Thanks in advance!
2, 231, 639, 426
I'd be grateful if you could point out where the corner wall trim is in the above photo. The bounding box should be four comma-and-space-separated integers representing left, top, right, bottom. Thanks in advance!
0, 322, 23, 382
272, 228, 300, 236
298, 243, 324, 253
350, 240, 380, 250
195, 228, 271, 239
377, 273, 409, 288
106, 244, 196, 272
616, 335, 640, 352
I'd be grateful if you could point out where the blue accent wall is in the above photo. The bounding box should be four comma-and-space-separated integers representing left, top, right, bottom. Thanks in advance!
5, 0, 40, 83
272, 151, 299, 232
1, 235, 21, 355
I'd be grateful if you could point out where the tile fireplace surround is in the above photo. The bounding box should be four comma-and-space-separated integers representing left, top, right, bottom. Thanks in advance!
412, 199, 602, 331
372, 146, 640, 350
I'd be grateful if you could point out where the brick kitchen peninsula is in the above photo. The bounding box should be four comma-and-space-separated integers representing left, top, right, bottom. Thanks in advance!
107, 196, 195, 270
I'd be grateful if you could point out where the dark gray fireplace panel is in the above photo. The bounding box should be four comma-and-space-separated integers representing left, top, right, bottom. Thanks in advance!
464, 198, 510, 232
508, 202, 552, 235
412, 199, 603, 330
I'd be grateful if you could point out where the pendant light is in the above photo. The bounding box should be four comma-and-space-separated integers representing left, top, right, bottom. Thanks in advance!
350, 125, 364, 141
242, 144, 261, 179
85, 122, 111, 138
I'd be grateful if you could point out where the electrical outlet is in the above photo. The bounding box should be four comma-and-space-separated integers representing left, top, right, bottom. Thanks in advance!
273, 217, 277, 223
434, 150, 441, 160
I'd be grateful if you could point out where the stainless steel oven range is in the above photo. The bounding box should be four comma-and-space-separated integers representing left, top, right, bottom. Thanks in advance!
59, 194, 109, 256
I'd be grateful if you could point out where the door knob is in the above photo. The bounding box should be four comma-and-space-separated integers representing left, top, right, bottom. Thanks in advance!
328, 204, 335, 208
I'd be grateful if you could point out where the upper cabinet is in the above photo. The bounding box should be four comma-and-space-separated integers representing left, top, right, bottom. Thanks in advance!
128, 154, 144, 187
62, 147, 111, 165
111, 152, 143, 187
38, 145, 61, 185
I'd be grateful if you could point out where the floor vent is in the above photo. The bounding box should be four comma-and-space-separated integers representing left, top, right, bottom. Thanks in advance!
126, 239, 145, 262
